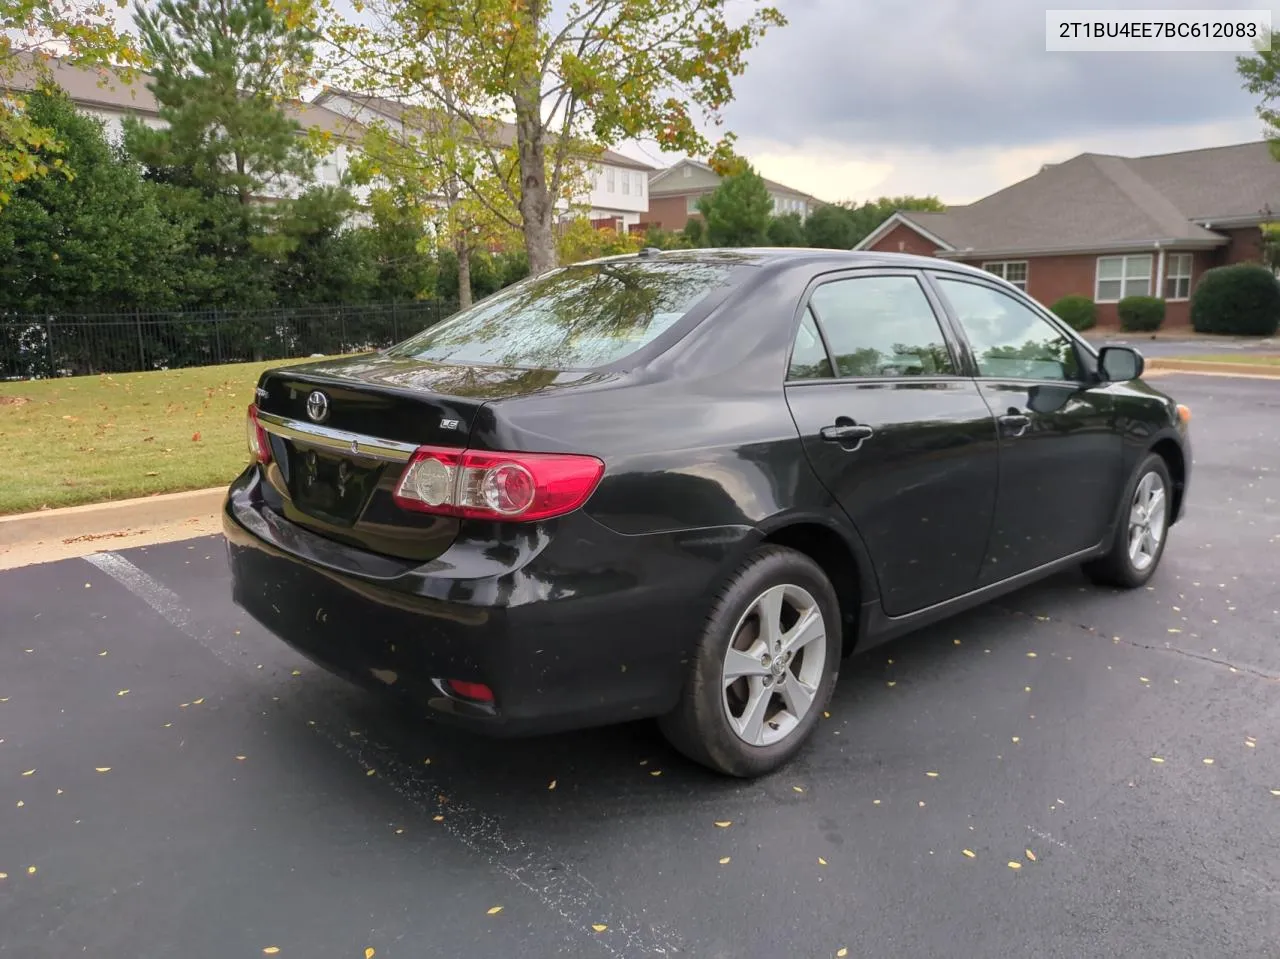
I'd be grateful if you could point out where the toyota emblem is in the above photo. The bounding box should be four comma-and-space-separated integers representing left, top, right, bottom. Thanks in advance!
305, 390, 330, 423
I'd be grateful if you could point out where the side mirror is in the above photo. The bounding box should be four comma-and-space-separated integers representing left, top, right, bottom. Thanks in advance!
1098, 345, 1144, 382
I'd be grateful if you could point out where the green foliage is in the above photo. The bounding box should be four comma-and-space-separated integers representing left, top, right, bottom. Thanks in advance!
681, 216, 705, 247
1190, 264, 1280, 335
0, 90, 184, 312
639, 226, 692, 250
697, 164, 772, 246
125, 0, 318, 204
1117, 296, 1166, 332
1050, 294, 1098, 332
767, 212, 806, 247
803, 196, 945, 249
1237, 32, 1280, 159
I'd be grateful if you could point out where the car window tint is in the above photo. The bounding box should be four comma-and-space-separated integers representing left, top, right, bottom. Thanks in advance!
386, 260, 741, 370
937, 278, 1081, 381
788, 308, 833, 380
808, 276, 956, 378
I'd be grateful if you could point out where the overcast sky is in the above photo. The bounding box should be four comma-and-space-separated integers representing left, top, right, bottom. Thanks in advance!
619, 0, 1279, 204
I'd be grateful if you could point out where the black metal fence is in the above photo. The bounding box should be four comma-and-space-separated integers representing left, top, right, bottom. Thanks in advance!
0, 301, 460, 380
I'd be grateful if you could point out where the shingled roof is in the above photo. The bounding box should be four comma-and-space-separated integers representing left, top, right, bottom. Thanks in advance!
857, 141, 1280, 258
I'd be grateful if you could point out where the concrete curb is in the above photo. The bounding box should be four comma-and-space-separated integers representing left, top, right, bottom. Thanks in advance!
1147, 358, 1280, 378
0, 486, 226, 548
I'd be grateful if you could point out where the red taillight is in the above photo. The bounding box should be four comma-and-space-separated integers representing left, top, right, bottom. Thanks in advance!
246, 404, 271, 464
446, 679, 494, 703
393, 446, 604, 522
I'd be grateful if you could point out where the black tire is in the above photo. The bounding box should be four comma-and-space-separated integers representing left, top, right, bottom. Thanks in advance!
1084, 452, 1174, 589
658, 545, 842, 778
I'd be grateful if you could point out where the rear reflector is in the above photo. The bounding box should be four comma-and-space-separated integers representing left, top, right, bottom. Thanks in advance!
393, 446, 604, 522
246, 404, 271, 464
1176, 404, 1191, 424
446, 680, 495, 703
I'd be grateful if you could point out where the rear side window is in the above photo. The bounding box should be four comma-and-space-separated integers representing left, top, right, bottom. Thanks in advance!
386, 260, 740, 370
809, 275, 957, 378
788, 308, 834, 380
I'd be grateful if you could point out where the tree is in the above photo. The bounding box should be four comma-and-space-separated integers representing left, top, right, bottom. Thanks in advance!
804, 195, 946, 249
1238, 31, 1280, 159
0, 89, 183, 313
1, 1, 137, 202
696, 162, 772, 246
766, 212, 806, 247
125, 0, 319, 205
323, 0, 785, 275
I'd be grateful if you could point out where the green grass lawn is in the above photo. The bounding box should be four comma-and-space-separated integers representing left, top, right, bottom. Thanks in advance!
0, 357, 326, 515
1168, 354, 1280, 366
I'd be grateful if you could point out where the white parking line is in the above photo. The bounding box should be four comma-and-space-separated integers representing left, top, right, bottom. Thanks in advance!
84, 550, 686, 957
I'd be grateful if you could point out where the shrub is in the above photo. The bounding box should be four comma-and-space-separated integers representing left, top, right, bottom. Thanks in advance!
1118, 295, 1165, 332
1191, 263, 1280, 336
1051, 294, 1097, 331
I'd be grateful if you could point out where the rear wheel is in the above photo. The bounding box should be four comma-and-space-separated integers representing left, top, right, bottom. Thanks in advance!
1085, 452, 1173, 589
659, 546, 841, 777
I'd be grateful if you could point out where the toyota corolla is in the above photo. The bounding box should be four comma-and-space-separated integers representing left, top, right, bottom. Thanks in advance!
224, 249, 1191, 777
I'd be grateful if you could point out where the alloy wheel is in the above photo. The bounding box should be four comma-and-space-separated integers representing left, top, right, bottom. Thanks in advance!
1128, 470, 1168, 571
721, 583, 828, 747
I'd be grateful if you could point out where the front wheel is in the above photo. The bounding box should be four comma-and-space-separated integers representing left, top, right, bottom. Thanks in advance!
659, 546, 841, 777
1084, 452, 1173, 589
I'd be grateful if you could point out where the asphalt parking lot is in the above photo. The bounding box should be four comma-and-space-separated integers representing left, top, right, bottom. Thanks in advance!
2, 372, 1278, 959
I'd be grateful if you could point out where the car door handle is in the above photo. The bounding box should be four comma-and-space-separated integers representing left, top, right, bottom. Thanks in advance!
998, 413, 1031, 437
820, 423, 874, 443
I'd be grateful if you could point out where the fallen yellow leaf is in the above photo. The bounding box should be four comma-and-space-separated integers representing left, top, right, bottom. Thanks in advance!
1151, 757, 1165, 763
365, 949, 375, 959
873, 799, 881, 805
192, 698, 204, 705
918, 801, 926, 808
926, 771, 939, 778
21, 769, 34, 777
1168, 628, 1181, 634
263, 949, 279, 956
650, 770, 662, 777
15, 800, 23, 807
592, 924, 607, 932
548, 780, 557, 790
1203, 758, 1214, 765
1011, 736, 1021, 743
1008, 861, 1021, 870
793, 785, 806, 793
432, 815, 444, 822
1026, 652, 1037, 658
1271, 789, 1280, 796
718, 856, 730, 864
1026, 849, 1037, 861
0, 872, 7, 879
823, 711, 830, 718
27, 866, 36, 875
962, 849, 976, 858
292, 670, 302, 676
837, 949, 849, 958
487, 905, 503, 915
366, 769, 376, 776
1245, 741, 1256, 748
818, 857, 827, 865
98, 651, 107, 656
236, 756, 246, 761
94, 767, 110, 773
886, 681, 896, 687
117, 689, 130, 696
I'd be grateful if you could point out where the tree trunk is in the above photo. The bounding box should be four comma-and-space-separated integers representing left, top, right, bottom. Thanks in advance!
513, 91, 558, 276
456, 241, 473, 309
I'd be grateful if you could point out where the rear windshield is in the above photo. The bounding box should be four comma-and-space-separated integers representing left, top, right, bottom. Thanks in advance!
385, 259, 740, 370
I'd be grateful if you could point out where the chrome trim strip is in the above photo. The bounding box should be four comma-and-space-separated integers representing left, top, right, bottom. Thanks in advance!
255, 410, 417, 463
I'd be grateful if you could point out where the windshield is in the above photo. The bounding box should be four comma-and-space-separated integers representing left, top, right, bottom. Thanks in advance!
385, 259, 741, 370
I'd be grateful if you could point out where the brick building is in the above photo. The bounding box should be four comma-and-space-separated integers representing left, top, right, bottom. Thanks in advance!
856, 142, 1280, 329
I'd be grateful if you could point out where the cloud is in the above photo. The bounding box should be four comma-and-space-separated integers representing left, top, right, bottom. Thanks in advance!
692, 0, 1276, 201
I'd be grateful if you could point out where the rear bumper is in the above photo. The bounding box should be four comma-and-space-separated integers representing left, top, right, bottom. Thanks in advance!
224, 468, 755, 736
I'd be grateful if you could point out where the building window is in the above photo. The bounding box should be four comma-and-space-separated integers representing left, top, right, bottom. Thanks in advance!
682, 165, 692, 178
1095, 254, 1152, 302
606, 167, 615, 192
621, 170, 630, 195
686, 194, 701, 214
1165, 253, 1193, 300
982, 260, 1029, 291
637, 174, 644, 197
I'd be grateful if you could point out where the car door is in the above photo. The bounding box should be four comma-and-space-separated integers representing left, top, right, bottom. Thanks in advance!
927, 273, 1124, 584
784, 270, 1000, 617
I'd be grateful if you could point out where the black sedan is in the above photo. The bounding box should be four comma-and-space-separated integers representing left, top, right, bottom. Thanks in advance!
224, 249, 1191, 777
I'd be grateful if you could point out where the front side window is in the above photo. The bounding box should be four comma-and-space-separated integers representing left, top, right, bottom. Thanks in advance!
937, 278, 1081, 381
787, 308, 834, 380
982, 260, 1028, 291
386, 260, 740, 370
1165, 253, 1193, 299
1096, 254, 1152, 302
808, 275, 957, 378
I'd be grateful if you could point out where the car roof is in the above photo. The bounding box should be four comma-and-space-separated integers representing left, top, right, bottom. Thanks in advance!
576, 247, 996, 281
